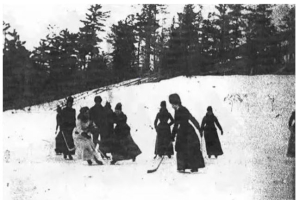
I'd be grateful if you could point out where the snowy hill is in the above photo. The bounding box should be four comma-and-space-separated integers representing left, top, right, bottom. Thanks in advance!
3, 75, 295, 200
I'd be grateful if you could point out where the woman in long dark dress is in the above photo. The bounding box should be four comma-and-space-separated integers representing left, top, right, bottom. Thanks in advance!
154, 101, 174, 158
110, 103, 142, 165
55, 97, 76, 160
287, 110, 295, 157
97, 102, 114, 159
200, 106, 224, 158
169, 93, 205, 173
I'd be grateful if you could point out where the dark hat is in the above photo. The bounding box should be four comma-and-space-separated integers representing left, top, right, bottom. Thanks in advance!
94, 96, 102, 103
115, 103, 122, 111
80, 106, 89, 114
160, 101, 166, 108
67, 96, 74, 104
169, 93, 181, 105
207, 106, 213, 112
105, 102, 111, 109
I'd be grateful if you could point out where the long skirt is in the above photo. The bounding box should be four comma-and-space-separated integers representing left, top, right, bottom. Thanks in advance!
55, 128, 75, 155
55, 132, 64, 154
204, 130, 223, 157
98, 132, 114, 154
155, 125, 174, 156
74, 138, 100, 161
287, 130, 295, 157
176, 126, 205, 170
111, 133, 142, 162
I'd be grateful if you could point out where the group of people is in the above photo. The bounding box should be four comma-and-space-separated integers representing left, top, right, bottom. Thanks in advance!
153, 93, 224, 173
54, 93, 226, 173
55, 96, 142, 165
53, 92, 236, 174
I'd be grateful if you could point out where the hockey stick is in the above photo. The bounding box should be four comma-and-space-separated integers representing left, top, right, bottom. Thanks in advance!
147, 155, 165, 173
147, 141, 173, 173
95, 143, 105, 158
61, 131, 76, 152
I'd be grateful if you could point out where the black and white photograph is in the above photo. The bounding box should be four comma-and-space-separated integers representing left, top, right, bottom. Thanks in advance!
1, 0, 297, 200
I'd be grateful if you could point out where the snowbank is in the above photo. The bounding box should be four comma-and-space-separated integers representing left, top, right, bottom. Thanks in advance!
3, 75, 295, 200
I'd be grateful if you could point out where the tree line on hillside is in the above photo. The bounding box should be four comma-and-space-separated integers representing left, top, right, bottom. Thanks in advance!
3, 4, 295, 110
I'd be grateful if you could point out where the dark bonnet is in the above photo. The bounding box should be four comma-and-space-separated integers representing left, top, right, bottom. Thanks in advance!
169, 93, 181, 105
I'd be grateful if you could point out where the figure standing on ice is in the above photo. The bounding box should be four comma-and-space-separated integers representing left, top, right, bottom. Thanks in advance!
54, 105, 63, 155
200, 106, 224, 159
98, 102, 114, 156
169, 93, 205, 173
110, 103, 142, 165
73, 107, 103, 165
154, 101, 174, 159
104, 102, 114, 139
287, 110, 295, 158
56, 97, 76, 160
89, 96, 109, 159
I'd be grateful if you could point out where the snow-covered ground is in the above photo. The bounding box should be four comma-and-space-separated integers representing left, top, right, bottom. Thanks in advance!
3, 75, 295, 200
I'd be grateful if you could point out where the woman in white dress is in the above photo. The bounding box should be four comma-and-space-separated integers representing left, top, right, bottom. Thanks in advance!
73, 107, 103, 165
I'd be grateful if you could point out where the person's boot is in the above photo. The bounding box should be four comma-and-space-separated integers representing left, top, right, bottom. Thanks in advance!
68, 155, 73, 160
177, 169, 186, 173
215, 155, 218, 159
191, 168, 198, 173
167, 155, 171, 159
63, 154, 67, 159
55, 149, 61, 155
94, 157, 103, 165
132, 157, 136, 162
87, 160, 92, 165
208, 155, 211, 159
110, 160, 117, 165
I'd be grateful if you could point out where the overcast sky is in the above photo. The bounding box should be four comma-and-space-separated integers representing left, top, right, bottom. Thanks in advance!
3, 2, 216, 52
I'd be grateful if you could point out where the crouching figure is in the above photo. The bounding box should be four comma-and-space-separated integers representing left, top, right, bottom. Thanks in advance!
73, 107, 103, 165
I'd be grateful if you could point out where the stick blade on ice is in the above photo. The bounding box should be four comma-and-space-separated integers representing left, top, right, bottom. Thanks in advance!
147, 169, 157, 173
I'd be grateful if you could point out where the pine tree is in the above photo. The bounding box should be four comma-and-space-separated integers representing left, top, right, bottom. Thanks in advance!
244, 4, 278, 73
78, 4, 110, 70
3, 22, 36, 109
227, 4, 246, 60
213, 4, 230, 63
200, 12, 218, 68
164, 4, 202, 76
278, 5, 295, 63
135, 4, 166, 75
180, 4, 203, 75
163, 18, 184, 76
108, 16, 137, 81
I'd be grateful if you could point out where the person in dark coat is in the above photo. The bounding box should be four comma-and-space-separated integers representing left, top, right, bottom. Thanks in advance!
154, 101, 174, 158
105, 102, 114, 138
200, 106, 224, 159
110, 103, 142, 165
89, 96, 107, 146
97, 102, 115, 159
287, 110, 295, 157
56, 97, 76, 160
54, 105, 63, 155
73, 107, 103, 165
169, 93, 205, 173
